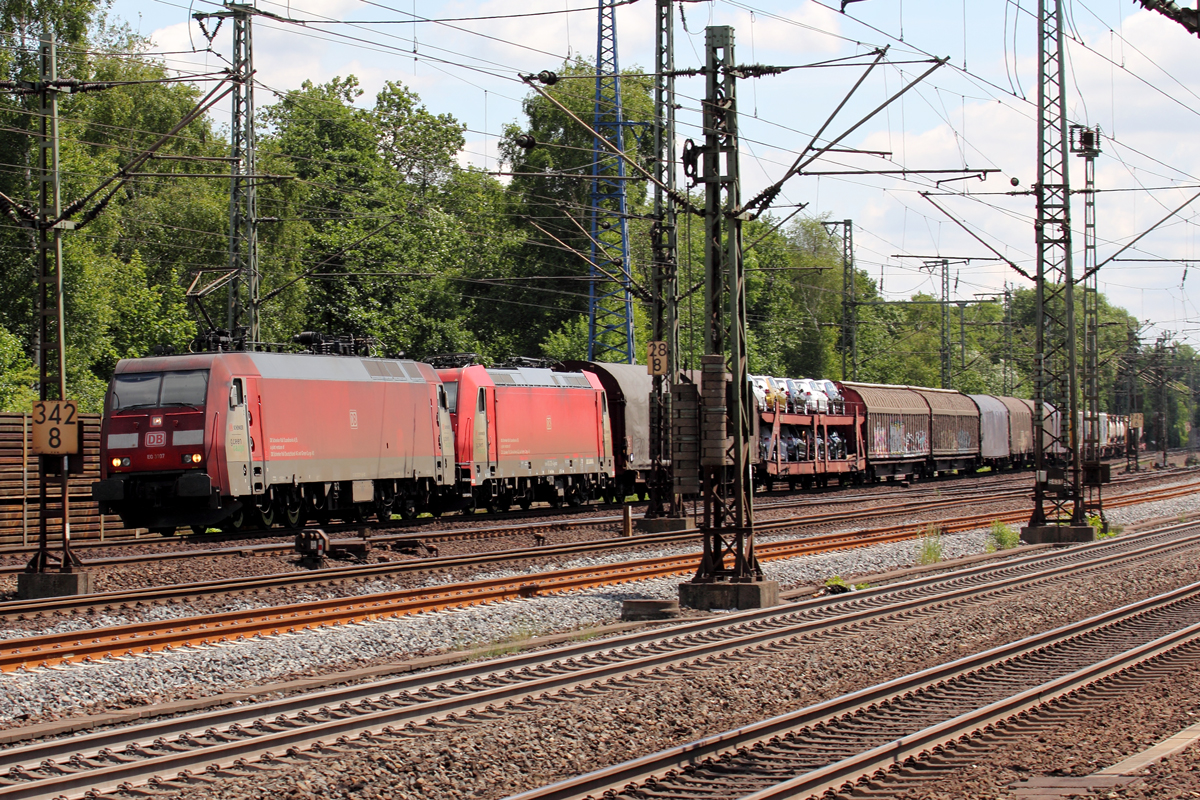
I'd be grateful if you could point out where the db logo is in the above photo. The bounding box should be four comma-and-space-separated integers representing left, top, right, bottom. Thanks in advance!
145, 431, 166, 447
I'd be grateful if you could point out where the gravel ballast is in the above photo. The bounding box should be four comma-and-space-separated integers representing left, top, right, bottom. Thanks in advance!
1, 485, 1199, 731
153, 524, 1200, 800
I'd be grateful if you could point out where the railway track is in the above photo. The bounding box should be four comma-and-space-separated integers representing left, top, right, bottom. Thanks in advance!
1, 464, 1146, 560
0, 477, 1194, 670
0, 470, 1182, 577
0, 469, 1045, 561
2, 521, 1200, 800
508, 574, 1200, 800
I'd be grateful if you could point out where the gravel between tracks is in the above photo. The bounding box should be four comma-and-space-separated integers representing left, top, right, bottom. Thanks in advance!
861, 636, 1200, 799
0, 484, 1196, 739
148, 504, 1200, 800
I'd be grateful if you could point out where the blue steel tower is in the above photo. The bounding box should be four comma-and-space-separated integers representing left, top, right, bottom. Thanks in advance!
587, 0, 635, 363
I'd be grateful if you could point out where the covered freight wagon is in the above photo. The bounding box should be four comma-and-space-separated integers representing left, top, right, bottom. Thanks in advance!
912, 387, 979, 471
839, 382, 930, 479
969, 394, 1010, 464
996, 396, 1034, 463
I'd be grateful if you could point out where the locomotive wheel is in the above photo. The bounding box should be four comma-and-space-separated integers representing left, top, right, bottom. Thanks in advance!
283, 495, 304, 529
257, 499, 276, 529
518, 496, 533, 511
396, 496, 417, 520
150, 527, 176, 537
190, 525, 207, 536
223, 509, 245, 532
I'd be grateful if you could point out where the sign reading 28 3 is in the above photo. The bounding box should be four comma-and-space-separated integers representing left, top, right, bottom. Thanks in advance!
31, 400, 79, 456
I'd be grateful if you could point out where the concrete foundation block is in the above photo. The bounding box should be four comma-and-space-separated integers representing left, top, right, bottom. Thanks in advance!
17, 571, 92, 600
1021, 525, 1094, 545
679, 580, 781, 611
621, 599, 681, 621
635, 516, 694, 533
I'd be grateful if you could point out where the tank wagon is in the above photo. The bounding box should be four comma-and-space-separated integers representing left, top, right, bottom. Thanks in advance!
93, 352, 454, 534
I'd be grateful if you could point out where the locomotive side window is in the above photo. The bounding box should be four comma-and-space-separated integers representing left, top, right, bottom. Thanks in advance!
443, 381, 458, 411
230, 379, 244, 408
478, 388, 486, 412
601, 394, 607, 413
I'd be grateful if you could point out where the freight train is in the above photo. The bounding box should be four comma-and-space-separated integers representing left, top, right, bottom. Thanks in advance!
92, 349, 1127, 534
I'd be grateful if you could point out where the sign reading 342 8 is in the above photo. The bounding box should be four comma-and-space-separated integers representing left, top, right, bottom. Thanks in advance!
31, 400, 79, 456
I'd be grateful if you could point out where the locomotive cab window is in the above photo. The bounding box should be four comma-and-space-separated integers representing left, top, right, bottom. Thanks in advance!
443, 381, 457, 412
111, 370, 209, 411
478, 388, 486, 412
601, 394, 607, 413
230, 379, 244, 408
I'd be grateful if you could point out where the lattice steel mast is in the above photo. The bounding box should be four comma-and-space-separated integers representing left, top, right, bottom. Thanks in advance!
1029, 0, 1084, 530
586, 0, 635, 363
194, 3, 261, 346
691, 25, 760, 584
646, 0, 681, 518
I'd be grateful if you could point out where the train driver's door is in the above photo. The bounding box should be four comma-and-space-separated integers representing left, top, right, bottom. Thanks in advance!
225, 378, 253, 497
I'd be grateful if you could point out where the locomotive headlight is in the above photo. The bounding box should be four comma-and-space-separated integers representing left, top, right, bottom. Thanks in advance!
111, 457, 121, 468
182, 453, 201, 464
120, 458, 130, 467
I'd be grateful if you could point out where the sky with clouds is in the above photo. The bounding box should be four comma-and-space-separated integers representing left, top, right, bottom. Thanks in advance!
109, 0, 1200, 348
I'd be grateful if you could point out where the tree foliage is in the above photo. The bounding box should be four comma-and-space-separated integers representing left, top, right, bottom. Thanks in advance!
0, 4, 1194, 455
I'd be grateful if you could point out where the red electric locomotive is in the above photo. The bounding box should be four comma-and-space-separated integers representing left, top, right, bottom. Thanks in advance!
435, 363, 615, 511
93, 352, 454, 534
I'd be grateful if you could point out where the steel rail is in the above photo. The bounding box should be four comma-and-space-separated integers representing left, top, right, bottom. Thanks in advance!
0, 482, 1049, 620
0, 481, 1194, 668
0, 483, 1039, 569
3, 528, 1200, 800
502, 581, 1200, 800
0, 467, 1038, 557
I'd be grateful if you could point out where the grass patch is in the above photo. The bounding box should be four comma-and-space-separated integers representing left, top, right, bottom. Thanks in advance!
824, 575, 851, 594
986, 520, 1020, 553
462, 624, 540, 661
915, 524, 944, 565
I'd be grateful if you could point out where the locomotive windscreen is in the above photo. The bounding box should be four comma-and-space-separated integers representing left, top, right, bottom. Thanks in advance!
110, 370, 209, 411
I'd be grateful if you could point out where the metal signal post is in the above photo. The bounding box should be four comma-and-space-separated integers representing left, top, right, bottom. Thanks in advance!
22, 36, 86, 595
